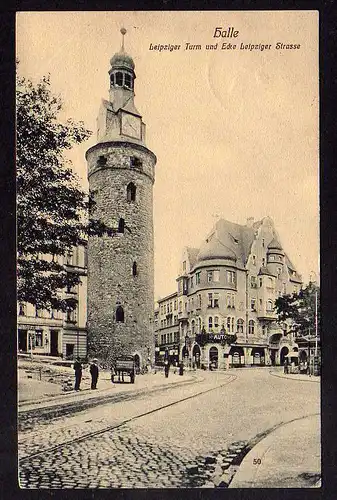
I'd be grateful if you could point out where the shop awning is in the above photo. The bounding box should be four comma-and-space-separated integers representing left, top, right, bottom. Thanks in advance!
286, 351, 299, 357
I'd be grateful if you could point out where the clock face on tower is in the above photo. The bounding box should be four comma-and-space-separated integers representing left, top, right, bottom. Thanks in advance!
121, 113, 142, 139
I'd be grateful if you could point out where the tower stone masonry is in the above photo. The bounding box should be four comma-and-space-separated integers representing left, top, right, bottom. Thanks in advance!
86, 31, 156, 367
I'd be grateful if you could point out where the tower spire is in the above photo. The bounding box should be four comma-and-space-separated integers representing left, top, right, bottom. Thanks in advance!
121, 27, 127, 51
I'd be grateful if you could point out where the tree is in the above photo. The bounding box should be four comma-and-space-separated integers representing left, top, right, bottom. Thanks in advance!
274, 282, 320, 337
17, 73, 114, 312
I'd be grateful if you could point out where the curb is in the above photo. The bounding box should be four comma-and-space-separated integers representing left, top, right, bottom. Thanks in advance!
229, 413, 321, 488
269, 370, 320, 383
18, 373, 205, 412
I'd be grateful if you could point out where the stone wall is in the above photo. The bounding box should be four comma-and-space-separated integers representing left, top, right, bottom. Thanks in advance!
86, 142, 156, 366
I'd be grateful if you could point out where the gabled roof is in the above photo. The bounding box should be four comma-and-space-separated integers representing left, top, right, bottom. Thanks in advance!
285, 254, 302, 282
186, 247, 199, 269
258, 266, 276, 277
192, 218, 263, 268
215, 218, 257, 265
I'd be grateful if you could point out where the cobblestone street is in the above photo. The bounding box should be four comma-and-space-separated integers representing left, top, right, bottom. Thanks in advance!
18, 369, 320, 488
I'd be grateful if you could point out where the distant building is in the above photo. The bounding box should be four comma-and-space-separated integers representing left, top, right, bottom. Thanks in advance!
154, 292, 180, 365
156, 216, 302, 368
17, 246, 87, 359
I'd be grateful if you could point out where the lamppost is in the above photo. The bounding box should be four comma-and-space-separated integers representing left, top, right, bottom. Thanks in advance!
309, 271, 319, 373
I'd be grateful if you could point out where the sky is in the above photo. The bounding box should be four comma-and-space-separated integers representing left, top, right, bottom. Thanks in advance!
16, 11, 319, 300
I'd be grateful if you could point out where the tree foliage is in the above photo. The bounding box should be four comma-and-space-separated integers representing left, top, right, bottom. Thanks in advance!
274, 282, 320, 337
17, 73, 114, 312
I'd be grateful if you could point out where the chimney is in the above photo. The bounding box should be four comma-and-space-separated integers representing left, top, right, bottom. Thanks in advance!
246, 217, 254, 227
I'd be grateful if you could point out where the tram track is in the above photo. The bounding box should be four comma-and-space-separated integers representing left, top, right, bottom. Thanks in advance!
19, 374, 237, 463
18, 374, 205, 431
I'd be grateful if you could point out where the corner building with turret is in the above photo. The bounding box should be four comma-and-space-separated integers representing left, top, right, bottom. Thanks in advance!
155, 216, 302, 369
86, 35, 156, 368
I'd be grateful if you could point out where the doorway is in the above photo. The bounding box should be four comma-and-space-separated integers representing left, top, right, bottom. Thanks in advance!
66, 343, 74, 359
209, 346, 218, 369
50, 330, 59, 356
192, 344, 201, 368
18, 330, 27, 352
270, 350, 276, 366
280, 346, 289, 366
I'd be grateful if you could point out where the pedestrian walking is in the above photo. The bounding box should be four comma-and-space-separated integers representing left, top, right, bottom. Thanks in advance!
164, 360, 170, 378
179, 361, 184, 376
111, 365, 115, 383
73, 357, 82, 391
284, 359, 288, 374
90, 358, 99, 389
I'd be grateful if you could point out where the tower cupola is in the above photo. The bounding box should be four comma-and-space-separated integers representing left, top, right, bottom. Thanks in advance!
109, 28, 136, 100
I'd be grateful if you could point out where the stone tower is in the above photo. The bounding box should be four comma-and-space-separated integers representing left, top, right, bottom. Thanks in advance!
86, 30, 156, 367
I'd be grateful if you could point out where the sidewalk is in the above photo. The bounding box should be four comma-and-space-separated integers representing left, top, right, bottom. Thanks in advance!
18, 368, 201, 410
269, 369, 320, 383
229, 414, 321, 488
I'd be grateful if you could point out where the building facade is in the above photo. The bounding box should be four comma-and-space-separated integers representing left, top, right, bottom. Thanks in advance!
86, 32, 157, 368
154, 292, 180, 365
157, 216, 302, 369
17, 246, 88, 359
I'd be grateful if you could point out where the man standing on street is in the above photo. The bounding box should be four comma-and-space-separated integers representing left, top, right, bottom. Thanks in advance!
90, 359, 99, 389
164, 359, 170, 378
73, 357, 82, 391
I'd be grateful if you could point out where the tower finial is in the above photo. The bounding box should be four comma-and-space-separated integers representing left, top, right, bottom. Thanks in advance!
120, 27, 127, 50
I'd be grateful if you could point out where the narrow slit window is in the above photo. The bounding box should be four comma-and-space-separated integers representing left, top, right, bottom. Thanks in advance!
116, 306, 124, 323
130, 157, 143, 169
132, 261, 137, 276
127, 183, 136, 202
118, 218, 125, 233
97, 155, 107, 167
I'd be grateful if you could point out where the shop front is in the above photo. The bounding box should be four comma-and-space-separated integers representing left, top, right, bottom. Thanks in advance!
251, 347, 266, 366
229, 346, 244, 367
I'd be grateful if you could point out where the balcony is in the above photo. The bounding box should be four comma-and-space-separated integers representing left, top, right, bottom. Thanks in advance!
257, 310, 277, 320
178, 310, 188, 320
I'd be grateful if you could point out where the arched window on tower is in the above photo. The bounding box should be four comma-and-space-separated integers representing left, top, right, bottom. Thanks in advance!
132, 261, 137, 276
116, 72, 123, 86
124, 73, 132, 89
116, 306, 124, 323
110, 73, 115, 86
127, 183, 136, 202
118, 218, 125, 233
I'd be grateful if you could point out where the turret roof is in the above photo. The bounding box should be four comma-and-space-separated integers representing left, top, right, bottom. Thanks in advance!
110, 47, 135, 71
267, 237, 283, 252
197, 235, 237, 262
